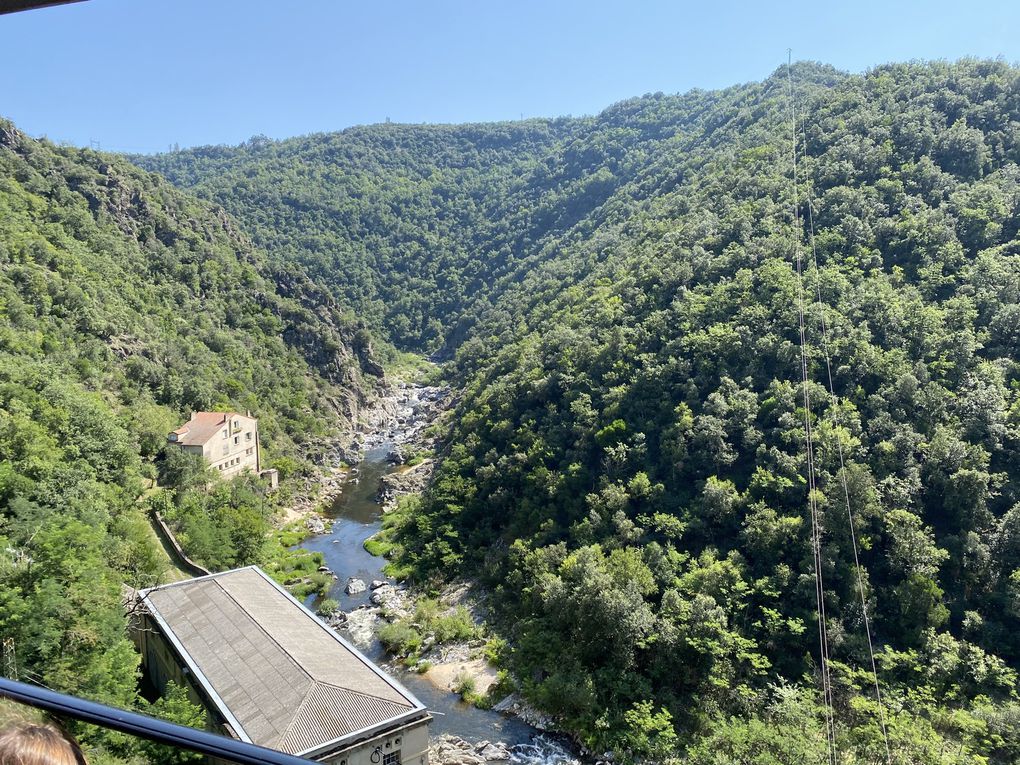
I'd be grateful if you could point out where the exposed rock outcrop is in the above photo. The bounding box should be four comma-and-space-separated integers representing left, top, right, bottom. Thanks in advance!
305, 516, 329, 534
429, 735, 510, 765
378, 460, 435, 510
343, 606, 379, 646
369, 583, 413, 619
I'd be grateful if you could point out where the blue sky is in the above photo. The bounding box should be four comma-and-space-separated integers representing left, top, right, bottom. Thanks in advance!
2, 0, 1018, 153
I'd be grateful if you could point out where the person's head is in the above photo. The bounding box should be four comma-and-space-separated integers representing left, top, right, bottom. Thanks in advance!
0, 722, 86, 765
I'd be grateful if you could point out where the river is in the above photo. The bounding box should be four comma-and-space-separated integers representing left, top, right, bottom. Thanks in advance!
298, 443, 578, 764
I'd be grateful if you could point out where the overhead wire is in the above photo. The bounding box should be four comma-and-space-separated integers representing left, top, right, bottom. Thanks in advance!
799, 117, 893, 764
785, 51, 837, 765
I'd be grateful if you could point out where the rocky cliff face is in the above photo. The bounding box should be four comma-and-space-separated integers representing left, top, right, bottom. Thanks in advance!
270, 265, 386, 426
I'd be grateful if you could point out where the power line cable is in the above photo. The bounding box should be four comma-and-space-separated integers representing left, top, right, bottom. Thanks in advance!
786, 51, 837, 765
798, 117, 893, 763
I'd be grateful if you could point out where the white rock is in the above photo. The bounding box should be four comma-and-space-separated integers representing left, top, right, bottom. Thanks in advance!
369, 584, 396, 604
477, 743, 509, 761
343, 607, 379, 646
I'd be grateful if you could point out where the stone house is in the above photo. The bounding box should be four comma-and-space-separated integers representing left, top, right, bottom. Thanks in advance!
135, 566, 431, 765
168, 411, 260, 479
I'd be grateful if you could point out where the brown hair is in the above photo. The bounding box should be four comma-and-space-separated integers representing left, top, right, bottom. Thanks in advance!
0, 722, 86, 765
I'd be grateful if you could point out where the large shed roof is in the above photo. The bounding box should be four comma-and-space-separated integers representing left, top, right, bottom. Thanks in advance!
140, 567, 427, 757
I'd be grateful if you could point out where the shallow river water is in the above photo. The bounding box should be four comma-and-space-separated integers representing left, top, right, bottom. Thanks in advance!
298, 445, 575, 762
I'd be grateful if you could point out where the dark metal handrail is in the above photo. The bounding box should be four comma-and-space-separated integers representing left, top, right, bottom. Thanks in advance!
0, 678, 312, 764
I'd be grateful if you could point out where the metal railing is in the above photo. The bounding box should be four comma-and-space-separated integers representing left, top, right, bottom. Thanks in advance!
0, 677, 312, 764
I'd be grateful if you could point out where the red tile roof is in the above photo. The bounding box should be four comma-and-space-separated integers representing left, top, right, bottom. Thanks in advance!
171, 411, 245, 446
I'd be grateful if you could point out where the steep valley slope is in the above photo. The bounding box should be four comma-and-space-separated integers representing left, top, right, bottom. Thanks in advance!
7, 57, 1020, 762
138, 60, 1020, 763
0, 118, 384, 760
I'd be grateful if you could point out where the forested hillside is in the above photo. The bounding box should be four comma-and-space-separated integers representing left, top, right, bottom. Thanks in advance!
0, 121, 380, 760
394, 61, 1020, 762
134, 121, 586, 350
141, 59, 1020, 762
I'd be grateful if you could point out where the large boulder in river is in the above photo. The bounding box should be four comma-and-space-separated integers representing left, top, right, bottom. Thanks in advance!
430, 735, 511, 765
369, 583, 400, 605
378, 460, 434, 504
476, 742, 510, 762
343, 606, 379, 647
369, 584, 412, 619
345, 577, 367, 595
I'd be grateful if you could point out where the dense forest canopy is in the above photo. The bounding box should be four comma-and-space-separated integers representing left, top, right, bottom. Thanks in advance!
135, 120, 587, 351
3, 57, 1020, 763
145, 59, 1020, 762
409, 60, 1020, 762
0, 122, 383, 761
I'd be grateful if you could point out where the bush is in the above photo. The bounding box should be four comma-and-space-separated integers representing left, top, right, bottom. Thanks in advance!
431, 605, 477, 643
452, 672, 476, 697
316, 598, 340, 616
364, 534, 394, 557
378, 622, 423, 656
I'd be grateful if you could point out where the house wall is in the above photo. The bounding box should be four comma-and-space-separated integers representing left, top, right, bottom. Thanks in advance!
319, 719, 431, 765
202, 414, 260, 479
134, 615, 224, 731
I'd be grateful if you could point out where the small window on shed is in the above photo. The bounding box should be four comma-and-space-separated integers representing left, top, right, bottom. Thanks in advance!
383, 751, 401, 765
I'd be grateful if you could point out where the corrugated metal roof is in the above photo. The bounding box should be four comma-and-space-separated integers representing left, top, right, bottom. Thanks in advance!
141, 567, 425, 755
279, 683, 415, 755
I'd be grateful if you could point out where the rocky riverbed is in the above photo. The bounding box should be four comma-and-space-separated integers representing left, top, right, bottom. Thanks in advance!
283, 382, 449, 523
293, 380, 581, 765
361, 382, 450, 451
427, 734, 583, 765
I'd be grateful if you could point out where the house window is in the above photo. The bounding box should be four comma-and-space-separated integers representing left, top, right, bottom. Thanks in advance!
246, 432, 252, 441
234, 436, 239, 445
222, 429, 227, 439
383, 751, 401, 765
246, 448, 253, 455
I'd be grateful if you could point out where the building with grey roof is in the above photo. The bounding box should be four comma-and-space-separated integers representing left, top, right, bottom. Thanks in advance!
135, 566, 431, 765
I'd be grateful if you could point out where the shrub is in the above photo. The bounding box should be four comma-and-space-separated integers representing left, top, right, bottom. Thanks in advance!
378, 621, 423, 656
316, 598, 340, 616
452, 672, 476, 697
